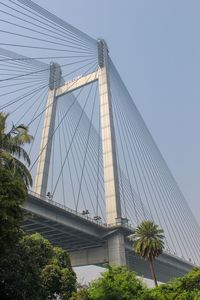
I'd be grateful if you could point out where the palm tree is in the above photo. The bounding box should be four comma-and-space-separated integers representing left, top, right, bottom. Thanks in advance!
0, 112, 33, 187
129, 220, 164, 287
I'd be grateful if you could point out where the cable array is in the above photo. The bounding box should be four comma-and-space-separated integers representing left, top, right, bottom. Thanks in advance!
109, 58, 200, 265
0, 0, 199, 267
0, 0, 102, 220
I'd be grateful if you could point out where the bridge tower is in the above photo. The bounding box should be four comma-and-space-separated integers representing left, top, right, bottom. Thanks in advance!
97, 39, 126, 265
33, 40, 126, 266
33, 62, 63, 197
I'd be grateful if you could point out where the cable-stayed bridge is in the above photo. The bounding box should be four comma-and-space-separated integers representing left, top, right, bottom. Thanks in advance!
0, 0, 199, 282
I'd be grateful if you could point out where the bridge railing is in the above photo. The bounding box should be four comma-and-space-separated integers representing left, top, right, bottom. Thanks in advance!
28, 191, 136, 231
28, 190, 108, 227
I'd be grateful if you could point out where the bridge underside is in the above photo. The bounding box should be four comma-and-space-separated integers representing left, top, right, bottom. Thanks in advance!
22, 194, 106, 252
21, 195, 194, 282
125, 248, 192, 282
69, 244, 193, 282
22, 212, 104, 252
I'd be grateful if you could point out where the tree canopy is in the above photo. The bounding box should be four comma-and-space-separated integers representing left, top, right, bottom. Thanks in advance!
130, 220, 164, 262
0, 167, 27, 253
0, 233, 77, 300
0, 112, 33, 253
88, 266, 145, 300
130, 220, 164, 286
70, 267, 200, 300
0, 112, 33, 186
147, 267, 200, 300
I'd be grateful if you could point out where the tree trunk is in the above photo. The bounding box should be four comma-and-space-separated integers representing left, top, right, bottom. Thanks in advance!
149, 259, 158, 287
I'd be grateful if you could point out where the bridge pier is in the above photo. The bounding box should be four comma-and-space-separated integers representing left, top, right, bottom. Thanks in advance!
70, 231, 126, 267
70, 245, 108, 267
107, 232, 126, 265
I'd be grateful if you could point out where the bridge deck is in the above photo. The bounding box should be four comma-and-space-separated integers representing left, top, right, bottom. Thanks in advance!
22, 194, 195, 282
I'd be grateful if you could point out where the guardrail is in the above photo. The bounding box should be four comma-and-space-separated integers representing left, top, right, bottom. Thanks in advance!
28, 191, 135, 231
28, 190, 107, 227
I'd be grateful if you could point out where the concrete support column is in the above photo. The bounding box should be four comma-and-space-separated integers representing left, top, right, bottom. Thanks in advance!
107, 232, 126, 266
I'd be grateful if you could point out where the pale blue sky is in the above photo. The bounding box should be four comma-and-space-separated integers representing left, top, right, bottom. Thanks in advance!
34, 0, 200, 222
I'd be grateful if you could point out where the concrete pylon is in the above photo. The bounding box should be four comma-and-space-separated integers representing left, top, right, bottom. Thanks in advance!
34, 62, 63, 197
97, 39, 122, 226
98, 39, 126, 265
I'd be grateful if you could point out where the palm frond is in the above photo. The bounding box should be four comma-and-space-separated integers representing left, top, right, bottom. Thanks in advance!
130, 220, 165, 261
0, 112, 9, 134
3, 154, 32, 186
0, 111, 33, 187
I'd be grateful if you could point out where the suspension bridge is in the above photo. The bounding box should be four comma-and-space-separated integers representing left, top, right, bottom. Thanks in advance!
0, 0, 199, 282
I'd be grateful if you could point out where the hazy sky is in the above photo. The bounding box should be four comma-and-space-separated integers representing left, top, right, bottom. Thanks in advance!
8, 0, 195, 286
33, 0, 200, 222
0, 0, 198, 286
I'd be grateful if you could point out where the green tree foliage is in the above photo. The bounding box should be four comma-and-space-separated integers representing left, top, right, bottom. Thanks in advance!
0, 167, 27, 253
147, 268, 200, 300
70, 268, 200, 300
88, 265, 146, 300
0, 113, 76, 298
0, 112, 33, 186
70, 287, 91, 300
0, 233, 77, 300
130, 220, 164, 286
0, 112, 32, 253
41, 247, 77, 299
